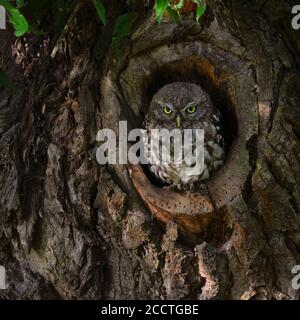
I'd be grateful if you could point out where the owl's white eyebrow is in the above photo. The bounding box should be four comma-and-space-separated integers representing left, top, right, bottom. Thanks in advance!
183, 101, 200, 110
157, 101, 174, 108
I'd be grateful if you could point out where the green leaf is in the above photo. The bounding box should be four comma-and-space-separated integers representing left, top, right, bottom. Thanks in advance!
155, 0, 168, 23
113, 13, 131, 38
166, 6, 180, 23
0, 0, 29, 36
196, 5, 206, 22
93, 0, 107, 25
191, 0, 206, 22
9, 7, 28, 36
0, 68, 15, 90
112, 13, 132, 61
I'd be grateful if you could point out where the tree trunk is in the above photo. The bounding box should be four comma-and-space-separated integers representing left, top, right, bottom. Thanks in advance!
1, 0, 300, 300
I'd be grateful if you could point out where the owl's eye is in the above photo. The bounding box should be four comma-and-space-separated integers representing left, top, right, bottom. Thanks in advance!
163, 106, 172, 115
186, 105, 197, 114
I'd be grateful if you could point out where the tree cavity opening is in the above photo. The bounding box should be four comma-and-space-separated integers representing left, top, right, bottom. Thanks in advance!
131, 56, 238, 188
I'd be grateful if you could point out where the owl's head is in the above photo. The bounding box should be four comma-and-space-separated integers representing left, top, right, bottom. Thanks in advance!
148, 82, 214, 129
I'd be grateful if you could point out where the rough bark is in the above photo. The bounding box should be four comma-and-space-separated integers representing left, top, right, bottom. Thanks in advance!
0, 0, 300, 300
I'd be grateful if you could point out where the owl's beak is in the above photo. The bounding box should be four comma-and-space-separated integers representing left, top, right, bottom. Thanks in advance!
176, 115, 182, 128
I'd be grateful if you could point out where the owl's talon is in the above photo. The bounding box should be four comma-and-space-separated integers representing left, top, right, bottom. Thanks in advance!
182, 183, 195, 196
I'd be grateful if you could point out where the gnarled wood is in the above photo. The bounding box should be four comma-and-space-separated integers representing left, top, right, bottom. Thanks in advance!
0, 0, 300, 300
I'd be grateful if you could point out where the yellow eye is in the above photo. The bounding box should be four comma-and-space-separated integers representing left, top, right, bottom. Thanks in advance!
163, 106, 172, 115
186, 105, 197, 114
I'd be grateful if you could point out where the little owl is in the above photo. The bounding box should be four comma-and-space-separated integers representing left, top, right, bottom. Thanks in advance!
143, 82, 225, 190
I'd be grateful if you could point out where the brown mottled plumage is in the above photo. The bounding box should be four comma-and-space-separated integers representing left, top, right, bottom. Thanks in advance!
143, 82, 225, 189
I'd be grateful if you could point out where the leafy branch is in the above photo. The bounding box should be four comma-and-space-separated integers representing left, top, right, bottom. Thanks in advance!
0, 0, 208, 88
91, 0, 207, 58
154, 0, 207, 23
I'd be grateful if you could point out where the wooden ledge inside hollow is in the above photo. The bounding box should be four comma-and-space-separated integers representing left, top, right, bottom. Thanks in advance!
128, 164, 218, 241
